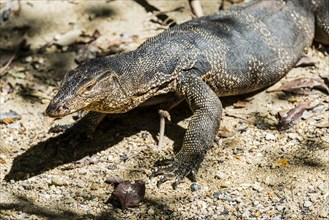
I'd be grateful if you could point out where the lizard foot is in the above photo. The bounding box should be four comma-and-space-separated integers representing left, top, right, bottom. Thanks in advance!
150, 154, 200, 189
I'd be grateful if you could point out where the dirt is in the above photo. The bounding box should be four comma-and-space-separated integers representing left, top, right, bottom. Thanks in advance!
0, 0, 328, 219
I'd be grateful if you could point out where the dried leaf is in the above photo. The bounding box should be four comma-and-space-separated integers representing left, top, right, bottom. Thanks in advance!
295, 56, 316, 67
315, 122, 329, 128
105, 175, 124, 187
273, 158, 289, 168
234, 155, 243, 160
268, 77, 329, 94
0, 110, 21, 124
277, 102, 310, 130
233, 100, 248, 108
218, 126, 235, 138
112, 180, 145, 209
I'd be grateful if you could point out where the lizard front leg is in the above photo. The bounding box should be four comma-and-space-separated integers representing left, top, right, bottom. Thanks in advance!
152, 75, 222, 189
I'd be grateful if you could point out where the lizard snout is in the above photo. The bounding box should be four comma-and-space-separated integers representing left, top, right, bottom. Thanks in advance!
46, 101, 70, 117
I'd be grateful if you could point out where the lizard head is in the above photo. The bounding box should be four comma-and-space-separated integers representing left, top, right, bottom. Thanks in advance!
46, 57, 127, 117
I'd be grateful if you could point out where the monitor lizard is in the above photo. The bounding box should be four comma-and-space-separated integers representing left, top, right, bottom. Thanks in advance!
46, 0, 329, 189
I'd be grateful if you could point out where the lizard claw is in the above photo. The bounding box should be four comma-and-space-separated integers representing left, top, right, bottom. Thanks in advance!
150, 154, 201, 189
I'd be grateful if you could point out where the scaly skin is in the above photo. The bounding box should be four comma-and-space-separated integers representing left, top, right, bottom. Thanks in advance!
46, 0, 329, 188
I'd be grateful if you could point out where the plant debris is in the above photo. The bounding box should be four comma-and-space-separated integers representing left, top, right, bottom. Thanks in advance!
267, 77, 329, 94
277, 102, 310, 130
110, 179, 146, 209
0, 110, 21, 124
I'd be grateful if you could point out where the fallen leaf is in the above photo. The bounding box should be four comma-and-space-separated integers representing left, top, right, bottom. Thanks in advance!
0, 110, 21, 124
295, 56, 317, 67
105, 175, 124, 187
233, 100, 248, 108
268, 77, 329, 94
112, 180, 145, 209
273, 158, 289, 168
218, 126, 235, 138
234, 155, 243, 160
277, 102, 310, 130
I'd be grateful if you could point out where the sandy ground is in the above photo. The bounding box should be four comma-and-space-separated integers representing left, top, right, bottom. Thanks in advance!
0, 0, 328, 219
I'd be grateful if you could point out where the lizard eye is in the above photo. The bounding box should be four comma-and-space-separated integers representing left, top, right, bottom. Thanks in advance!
86, 84, 93, 91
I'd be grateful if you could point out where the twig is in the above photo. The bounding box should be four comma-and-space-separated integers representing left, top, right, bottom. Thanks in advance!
0, 53, 16, 77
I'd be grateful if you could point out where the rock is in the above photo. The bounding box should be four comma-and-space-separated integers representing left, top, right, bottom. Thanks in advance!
51, 177, 64, 186
319, 209, 328, 218
190, 183, 201, 191
265, 132, 276, 141
252, 182, 263, 192
215, 171, 225, 179
213, 192, 223, 199
277, 205, 285, 211
76, 180, 85, 188
148, 208, 155, 215
272, 215, 282, 220
303, 200, 312, 208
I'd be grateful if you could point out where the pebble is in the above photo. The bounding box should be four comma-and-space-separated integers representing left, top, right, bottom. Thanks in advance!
265, 133, 276, 141
303, 200, 312, 208
148, 208, 155, 215
272, 215, 282, 220
215, 171, 225, 179
319, 209, 328, 218
277, 205, 285, 211
51, 177, 64, 186
213, 192, 223, 199
76, 180, 85, 188
190, 183, 201, 191
252, 182, 263, 192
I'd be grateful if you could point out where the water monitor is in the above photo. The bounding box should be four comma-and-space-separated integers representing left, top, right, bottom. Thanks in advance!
46, 0, 329, 188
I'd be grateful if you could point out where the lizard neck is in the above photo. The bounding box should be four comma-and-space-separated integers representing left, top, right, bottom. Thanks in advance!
108, 51, 177, 109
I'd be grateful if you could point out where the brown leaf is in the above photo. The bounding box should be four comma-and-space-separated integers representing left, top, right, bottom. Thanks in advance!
277, 102, 310, 130
273, 158, 289, 168
268, 77, 329, 94
112, 180, 145, 209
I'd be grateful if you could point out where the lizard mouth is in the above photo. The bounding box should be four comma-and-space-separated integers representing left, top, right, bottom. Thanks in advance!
46, 101, 71, 117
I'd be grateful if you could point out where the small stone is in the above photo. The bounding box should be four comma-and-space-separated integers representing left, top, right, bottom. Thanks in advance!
272, 215, 282, 220
90, 183, 98, 190
287, 133, 298, 140
303, 200, 312, 208
220, 181, 229, 188
319, 209, 328, 218
51, 177, 64, 186
190, 183, 201, 191
215, 171, 225, 179
148, 208, 155, 215
252, 182, 263, 192
213, 192, 223, 199
265, 132, 276, 141
24, 56, 33, 63
78, 169, 88, 175
277, 205, 285, 211
76, 180, 85, 188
